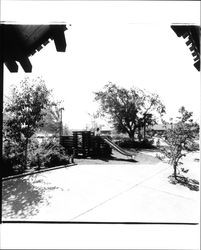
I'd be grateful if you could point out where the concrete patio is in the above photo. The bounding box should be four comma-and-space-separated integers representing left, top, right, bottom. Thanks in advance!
2, 151, 200, 223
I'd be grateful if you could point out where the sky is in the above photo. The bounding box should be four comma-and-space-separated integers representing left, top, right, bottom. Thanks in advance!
2, 1, 200, 130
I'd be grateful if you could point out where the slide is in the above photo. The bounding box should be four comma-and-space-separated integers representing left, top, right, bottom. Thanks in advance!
102, 136, 135, 160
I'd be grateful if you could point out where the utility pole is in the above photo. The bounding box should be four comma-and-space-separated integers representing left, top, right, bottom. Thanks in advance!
59, 107, 64, 137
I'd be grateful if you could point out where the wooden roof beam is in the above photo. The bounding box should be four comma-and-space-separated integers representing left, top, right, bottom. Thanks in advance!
171, 24, 200, 71
1, 24, 67, 73
51, 25, 67, 52
18, 57, 32, 73
5, 60, 18, 72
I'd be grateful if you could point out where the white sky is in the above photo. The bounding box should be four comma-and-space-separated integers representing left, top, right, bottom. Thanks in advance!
2, 1, 200, 130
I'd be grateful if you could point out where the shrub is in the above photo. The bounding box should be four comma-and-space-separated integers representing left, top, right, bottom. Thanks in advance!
29, 137, 70, 169
2, 155, 26, 177
2, 136, 70, 177
2, 137, 26, 177
43, 150, 69, 168
117, 138, 155, 149
2, 157, 15, 177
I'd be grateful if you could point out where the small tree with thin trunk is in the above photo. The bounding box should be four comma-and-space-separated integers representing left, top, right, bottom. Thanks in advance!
159, 107, 199, 180
4, 77, 51, 169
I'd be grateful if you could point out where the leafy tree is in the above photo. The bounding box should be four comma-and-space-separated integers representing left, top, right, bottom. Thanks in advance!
40, 101, 64, 136
4, 77, 51, 169
159, 107, 199, 180
94, 83, 165, 140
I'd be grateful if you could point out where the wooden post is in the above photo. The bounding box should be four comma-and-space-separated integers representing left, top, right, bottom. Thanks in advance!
82, 132, 86, 158
73, 131, 78, 157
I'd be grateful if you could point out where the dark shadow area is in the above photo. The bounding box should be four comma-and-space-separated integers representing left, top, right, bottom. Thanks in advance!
92, 154, 138, 163
75, 149, 161, 164
90, 156, 110, 162
109, 156, 138, 163
75, 155, 110, 162
2, 176, 62, 219
76, 155, 138, 163
168, 175, 199, 191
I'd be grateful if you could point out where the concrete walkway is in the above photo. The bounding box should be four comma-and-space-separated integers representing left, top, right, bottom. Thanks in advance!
2, 153, 199, 223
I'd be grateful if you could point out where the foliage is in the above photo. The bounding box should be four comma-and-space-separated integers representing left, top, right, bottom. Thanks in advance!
2, 136, 70, 177
159, 106, 199, 179
3, 135, 24, 163
94, 83, 165, 140
40, 101, 64, 136
2, 156, 24, 177
40, 102, 71, 136
29, 137, 70, 169
3, 77, 72, 177
4, 77, 51, 169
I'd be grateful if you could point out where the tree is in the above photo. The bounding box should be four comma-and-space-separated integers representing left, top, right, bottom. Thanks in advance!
4, 77, 51, 169
159, 107, 199, 180
94, 83, 165, 140
40, 103, 71, 136
40, 101, 64, 136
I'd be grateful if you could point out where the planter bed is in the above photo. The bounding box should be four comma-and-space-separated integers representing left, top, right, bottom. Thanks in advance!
2, 163, 77, 181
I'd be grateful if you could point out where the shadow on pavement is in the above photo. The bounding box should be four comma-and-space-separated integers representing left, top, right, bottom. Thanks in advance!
109, 157, 138, 163
168, 175, 199, 191
2, 176, 61, 219
76, 155, 138, 163
90, 155, 138, 163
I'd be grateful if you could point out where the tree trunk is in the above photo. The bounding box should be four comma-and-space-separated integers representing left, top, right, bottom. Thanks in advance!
173, 162, 177, 180
24, 137, 29, 169
128, 130, 135, 141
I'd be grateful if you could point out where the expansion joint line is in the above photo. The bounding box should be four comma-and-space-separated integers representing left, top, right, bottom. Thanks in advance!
70, 167, 167, 221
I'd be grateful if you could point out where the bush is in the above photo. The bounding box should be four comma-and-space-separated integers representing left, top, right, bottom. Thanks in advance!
29, 137, 70, 169
2, 136, 70, 177
117, 138, 155, 149
43, 150, 69, 168
2, 138, 26, 177
2, 156, 25, 177
2, 157, 15, 177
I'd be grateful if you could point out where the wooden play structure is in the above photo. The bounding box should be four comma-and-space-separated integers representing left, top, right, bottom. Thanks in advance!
60, 130, 135, 160
60, 131, 112, 158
